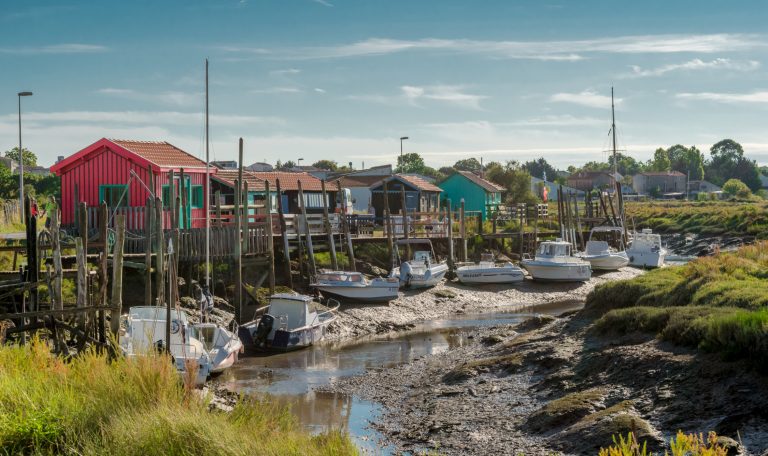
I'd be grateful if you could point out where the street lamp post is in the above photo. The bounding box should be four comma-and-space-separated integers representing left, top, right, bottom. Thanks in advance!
399, 136, 409, 158
17, 91, 33, 221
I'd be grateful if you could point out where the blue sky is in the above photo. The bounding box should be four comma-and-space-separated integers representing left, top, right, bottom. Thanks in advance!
3, 0, 768, 170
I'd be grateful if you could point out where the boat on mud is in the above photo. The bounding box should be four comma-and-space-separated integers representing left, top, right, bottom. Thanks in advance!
521, 240, 592, 282
578, 226, 630, 271
311, 271, 400, 303
627, 229, 667, 268
239, 293, 339, 352
456, 253, 525, 285
120, 306, 242, 385
390, 239, 449, 289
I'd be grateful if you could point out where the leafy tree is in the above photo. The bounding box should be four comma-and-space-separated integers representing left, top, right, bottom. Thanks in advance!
453, 158, 482, 173
421, 166, 446, 181
4, 147, 37, 168
438, 166, 456, 176
650, 148, 671, 172
311, 160, 338, 171
276, 160, 297, 171
722, 178, 752, 199
395, 153, 426, 174
485, 161, 536, 204
608, 152, 644, 176
522, 157, 558, 180
666, 145, 705, 180
706, 139, 761, 190
580, 161, 611, 172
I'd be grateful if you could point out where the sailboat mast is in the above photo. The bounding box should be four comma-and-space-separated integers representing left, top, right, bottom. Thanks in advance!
611, 87, 617, 181
205, 59, 211, 293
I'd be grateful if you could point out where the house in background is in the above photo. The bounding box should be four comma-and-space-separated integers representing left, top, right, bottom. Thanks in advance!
0, 157, 18, 173
246, 162, 274, 172
248, 171, 335, 214
438, 171, 504, 221
530, 177, 585, 201
688, 180, 723, 199
370, 174, 442, 219
567, 171, 620, 192
50, 138, 212, 229
632, 171, 687, 196
210, 169, 277, 215
328, 165, 393, 213
211, 160, 237, 170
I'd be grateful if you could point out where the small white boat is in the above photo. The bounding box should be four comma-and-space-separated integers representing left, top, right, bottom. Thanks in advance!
627, 229, 667, 268
521, 240, 592, 282
390, 239, 449, 289
191, 322, 243, 374
578, 226, 630, 271
311, 271, 399, 303
120, 306, 213, 386
239, 293, 339, 351
457, 253, 525, 285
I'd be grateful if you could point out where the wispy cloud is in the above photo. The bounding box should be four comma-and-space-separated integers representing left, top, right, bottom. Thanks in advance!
0, 43, 107, 54
624, 58, 760, 78
216, 33, 765, 61
270, 68, 301, 75
314, 88, 326, 93
0, 111, 285, 127
676, 91, 768, 104
95, 88, 199, 107
310, 0, 334, 6
550, 90, 621, 109
250, 87, 303, 94
350, 85, 487, 109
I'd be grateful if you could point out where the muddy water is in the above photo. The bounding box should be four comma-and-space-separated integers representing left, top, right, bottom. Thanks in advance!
218, 300, 583, 453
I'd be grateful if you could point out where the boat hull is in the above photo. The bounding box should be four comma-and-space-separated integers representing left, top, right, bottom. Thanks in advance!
627, 250, 666, 268
457, 266, 525, 284
400, 264, 449, 289
582, 253, 629, 271
315, 285, 398, 303
521, 261, 591, 282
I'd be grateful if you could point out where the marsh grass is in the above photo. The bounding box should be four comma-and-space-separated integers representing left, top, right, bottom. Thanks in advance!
587, 242, 768, 366
0, 340, 357, 456
626, 201, 768, 238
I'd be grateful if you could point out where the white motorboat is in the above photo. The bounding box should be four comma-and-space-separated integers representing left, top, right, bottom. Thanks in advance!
390, 239, 449, 289
521, 240, 592, 282
627, 229, 667, 268
311, 271, 399, 303
119, 306, 212, 386
239, 293, 339, 351
578, 226, 630, 271
457, 253, 525, 285
191, 322, 243, 374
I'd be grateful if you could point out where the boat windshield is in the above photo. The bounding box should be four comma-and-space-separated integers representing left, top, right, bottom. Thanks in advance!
129, 306, 187, 323
317, 273, 363, 282
590, 229, 625, 249
538, 243, 570, 257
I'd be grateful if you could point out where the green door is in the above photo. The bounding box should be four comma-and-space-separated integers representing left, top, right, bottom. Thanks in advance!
162, 175, 192, 228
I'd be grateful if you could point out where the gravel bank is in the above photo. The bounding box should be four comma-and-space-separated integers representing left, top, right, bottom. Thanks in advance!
325, 268, 643, 342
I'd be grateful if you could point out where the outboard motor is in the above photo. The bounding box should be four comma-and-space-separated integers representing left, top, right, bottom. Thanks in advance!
399, 262, 413, 288
254, 314, 275, 347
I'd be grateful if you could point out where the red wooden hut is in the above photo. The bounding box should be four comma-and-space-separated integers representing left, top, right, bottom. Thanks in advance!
50, 138, 214, 230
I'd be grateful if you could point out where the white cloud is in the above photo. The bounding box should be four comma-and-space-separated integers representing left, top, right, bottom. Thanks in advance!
625, 58, 760, 78
310, 0, 333, 6
218, 33, 765, 61
349, 85, 487, 109
270, 68, 301, 75
95, 88, 200, 107
550, 90, 621, 109
249, 87, 303, 94
676, 91, 768, 104
0, 43, 108, 54
314, 88, 326, 93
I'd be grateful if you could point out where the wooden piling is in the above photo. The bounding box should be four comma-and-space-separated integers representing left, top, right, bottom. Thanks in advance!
265, 180, 276, 293
276, 179, 293, 289
110, 215, 126, 338
98, 201, 108, 342
446, 201, 455, 273
234, 138, 244, 323
518, 204, 524, 259
215, 190, 222, 227
336, 181, 356, 271
154, 197, 165, 307
75, 237, 87, 332
51, 198, 63, 311
460, 199, 467, 262
243, 181, 250, 254
383, 180, 394, 269
400, 184, 410, 260
321, 180, 338, 270
144, 197, 153, 306
297, 180, 317, 279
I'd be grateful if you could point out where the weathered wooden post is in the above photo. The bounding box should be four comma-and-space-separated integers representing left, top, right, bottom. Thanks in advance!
297, 180, 317, 279
110, 215, 126, 338
51, 198, 63, 311
276, 179, 293, 288
320, 180, 338, 270
265, 180, 276, 293
154, 197, 165, 307
336, 180, 356, 271
179, 168, 187, 229
215, 190, 222, 227
573, 193, 584, 249
400, 184, 410, 260
446, 201, 455, 273
144, 197, 153, 306
518, 203, 525, 259
383, 180, 394, 269
242, 180, 250, 254
533, 203, 540, 253
234, 138, 244, 323
75, 237, 87, 333
98, 201, 109, 342
460, 199, 467, 262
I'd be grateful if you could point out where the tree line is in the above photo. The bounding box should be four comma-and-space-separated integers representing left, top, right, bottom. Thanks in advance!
0, 147, 61, 203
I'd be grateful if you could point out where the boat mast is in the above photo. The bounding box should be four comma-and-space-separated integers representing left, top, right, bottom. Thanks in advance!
611, 87, 617, 183
205, 59, 211, 298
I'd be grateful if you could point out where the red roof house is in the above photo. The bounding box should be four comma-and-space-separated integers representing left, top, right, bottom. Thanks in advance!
50, 138, 214, 229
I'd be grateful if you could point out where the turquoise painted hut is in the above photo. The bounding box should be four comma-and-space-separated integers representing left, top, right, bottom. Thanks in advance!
438, 171, 505, 221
